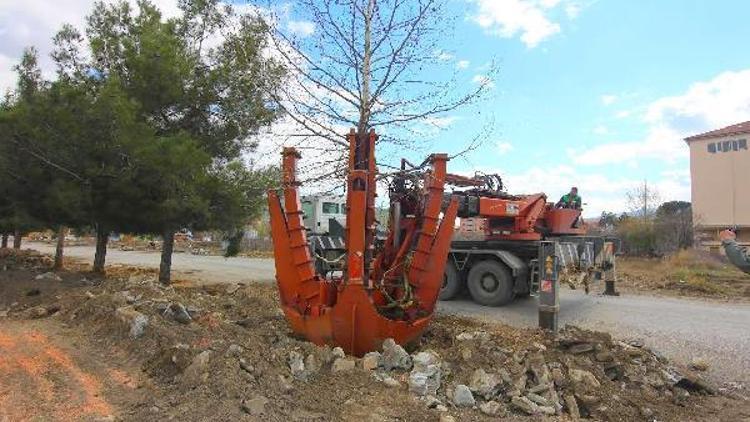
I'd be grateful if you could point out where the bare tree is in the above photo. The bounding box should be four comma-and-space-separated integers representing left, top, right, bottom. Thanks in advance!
261, 0, 495, 179
626, 180, 661, 220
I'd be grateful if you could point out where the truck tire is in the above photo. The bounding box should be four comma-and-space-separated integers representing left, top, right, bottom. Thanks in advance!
439, 262, 462, 300
467, 260, 514, 306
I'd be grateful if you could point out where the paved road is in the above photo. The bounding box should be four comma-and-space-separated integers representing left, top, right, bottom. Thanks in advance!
30, 242, 750, 386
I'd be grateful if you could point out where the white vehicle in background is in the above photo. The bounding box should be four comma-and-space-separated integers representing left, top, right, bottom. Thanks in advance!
301, 195, 347, 235
301, 195, 348, 275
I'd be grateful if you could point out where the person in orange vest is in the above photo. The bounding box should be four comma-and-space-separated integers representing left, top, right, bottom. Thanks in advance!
719, 229, 750, 274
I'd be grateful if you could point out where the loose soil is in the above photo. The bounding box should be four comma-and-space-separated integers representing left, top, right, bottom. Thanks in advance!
1, 248, 748, 421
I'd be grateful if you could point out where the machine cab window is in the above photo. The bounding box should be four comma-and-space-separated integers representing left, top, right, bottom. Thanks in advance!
322, 202, 339, 214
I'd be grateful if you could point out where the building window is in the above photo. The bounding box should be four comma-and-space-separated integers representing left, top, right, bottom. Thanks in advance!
322, 202, 339, 214
707, 139, 748, 153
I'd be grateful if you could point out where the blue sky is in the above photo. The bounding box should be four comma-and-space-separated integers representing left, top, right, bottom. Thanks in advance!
388, 0, 750, 216
2, 0, 750, 216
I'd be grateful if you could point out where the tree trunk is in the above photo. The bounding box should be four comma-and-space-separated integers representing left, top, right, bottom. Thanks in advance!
93, 226, 109, 274
159, 230, 176, 285
54, 226, 66, 270
1, 234, 7, 248
12, 229, 21, 249
357, 0, 374, 137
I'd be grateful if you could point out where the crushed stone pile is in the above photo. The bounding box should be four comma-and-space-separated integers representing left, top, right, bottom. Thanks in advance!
0, 249, 742, 421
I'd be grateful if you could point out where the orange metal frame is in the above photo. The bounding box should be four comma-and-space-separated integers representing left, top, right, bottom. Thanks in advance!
267, 129, 458, 356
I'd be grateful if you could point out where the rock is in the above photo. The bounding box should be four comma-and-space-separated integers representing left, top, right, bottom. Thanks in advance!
511, 396, 539, 415
531, 342, 547, 352
422, 396, 442, 409
114, 290, 138, 305
538, 405, 556, 415
409, 351, 442, 396
528, 383, 552, 394
690, 358, 709, 371
569, 368, 600, 389
85, 291, 96, 299
35, 272, 62, 281
361, 351, 381, 371
468, 369, 500, 399
551, 367, 567, 387
239, 358, 255, 374
456, 332, 474, 341
163, 302, 192, 324
439, 415, 456, 422
380, 338, 411, 371
241, 395, 269, 415
305, 354, 319, 376
332, 347, 346, 359
594, 351, 614, 362
452, 384, 475, 407
226, 344, 243, 357
115, 306, 148, 338
226, 284, 241, 295
643, 372, 666, 388
289, 351, 307, 380
23, 305, 51, 319
182, 350, 211, 387
640, 406, 654, 418
527, 392, 550, 406
513, 373, 527, 392
332, 358, 356, 372
527, 352, 551, 385
382, 376, 402, 389
674, 371, 715, 394
673, 387, 690, 404
479, 400, 506, 416
564, 394, 580, 419
278, 375, 294, 393
568, 343, 594, 354
628, 339, 645, 348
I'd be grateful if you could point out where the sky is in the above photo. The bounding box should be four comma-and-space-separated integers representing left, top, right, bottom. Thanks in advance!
2, 0, 750, 217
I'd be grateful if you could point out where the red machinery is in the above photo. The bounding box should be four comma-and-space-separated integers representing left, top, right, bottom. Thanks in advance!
446, 173, 586, 240
439, 173, 616, 307
268, 129, 458, 356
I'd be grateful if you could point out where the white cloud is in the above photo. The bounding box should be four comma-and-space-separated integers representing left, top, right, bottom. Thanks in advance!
601, 94, 617, 106
615, 110, 631, 119
461, 164, 689, 217
468, 0, 585, 48
573, 69, 750, 166
592, 125, 609, 135
0, 0, 182, 94
497, 141, 514, 154
456, 60, 470, 69
287, 20, 315, 37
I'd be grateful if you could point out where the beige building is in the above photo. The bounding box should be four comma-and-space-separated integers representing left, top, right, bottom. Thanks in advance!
685, 121, 750, 250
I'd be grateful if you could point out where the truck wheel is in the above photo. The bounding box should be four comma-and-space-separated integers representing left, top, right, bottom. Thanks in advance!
467, 260, 514, 306
439, 262, 462, 300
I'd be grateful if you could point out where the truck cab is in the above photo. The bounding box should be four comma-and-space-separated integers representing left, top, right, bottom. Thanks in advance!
301, 195, 347, 235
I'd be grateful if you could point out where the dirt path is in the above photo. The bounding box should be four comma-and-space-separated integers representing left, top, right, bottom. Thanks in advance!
28, 242, 750, 388
0, 319, 142, 422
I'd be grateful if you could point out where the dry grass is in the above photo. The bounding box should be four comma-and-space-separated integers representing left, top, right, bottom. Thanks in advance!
618, 249, 750, 300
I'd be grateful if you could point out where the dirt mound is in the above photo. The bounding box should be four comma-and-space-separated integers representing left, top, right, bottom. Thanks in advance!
618, 249, 750, 300
0, 248, 747, 421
